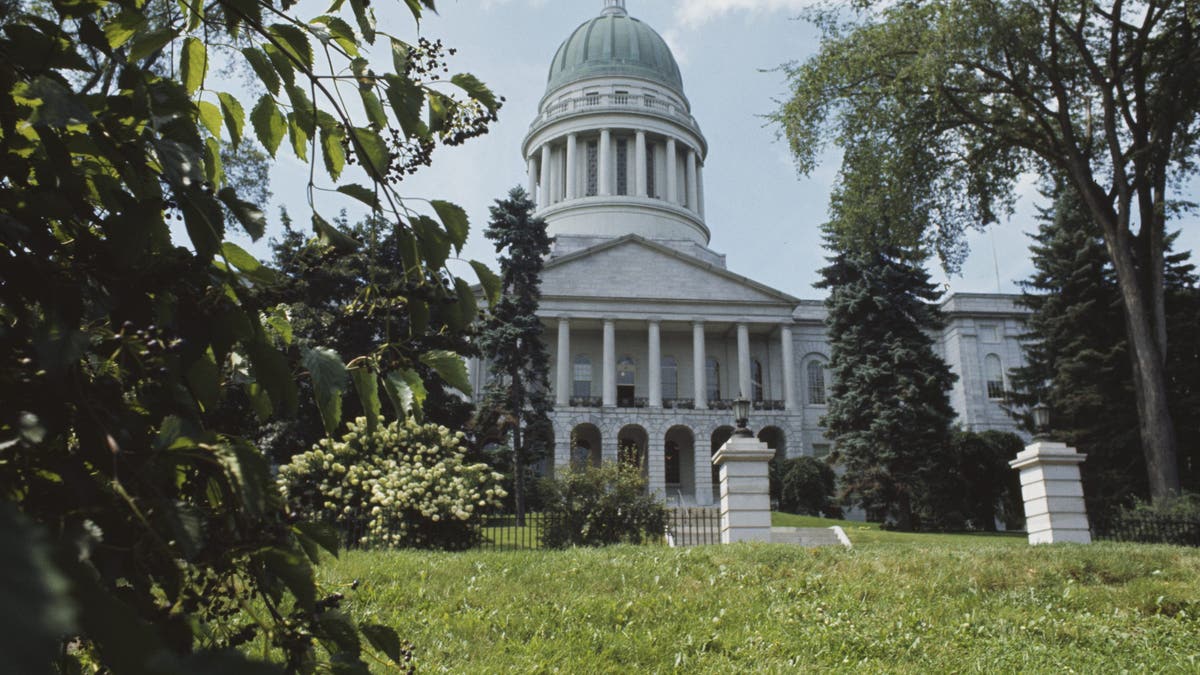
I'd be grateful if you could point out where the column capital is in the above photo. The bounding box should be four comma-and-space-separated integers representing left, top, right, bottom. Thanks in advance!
602, 316, 617, 324
645, 316, 663, 325
691, 317, 707, 326
556, 313, 572, 322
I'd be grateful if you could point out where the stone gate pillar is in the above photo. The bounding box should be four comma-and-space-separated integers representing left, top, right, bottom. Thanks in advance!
1009, 441, 1091, 545
712, 434, 774, 543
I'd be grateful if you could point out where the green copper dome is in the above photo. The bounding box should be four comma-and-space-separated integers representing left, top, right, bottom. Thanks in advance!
545, 5, 685, 99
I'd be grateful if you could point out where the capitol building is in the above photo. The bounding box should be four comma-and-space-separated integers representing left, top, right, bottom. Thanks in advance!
469, 1, 1029, 506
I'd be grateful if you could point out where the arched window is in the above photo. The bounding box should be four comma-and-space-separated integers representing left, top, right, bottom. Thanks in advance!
573, 355, 592, 398
706, 357, 721, 401
661, 356, 678, 400
985, 354, 1005, 399
752, 359, 764, 402
617, 356, 636, 386
806, 359, 827, 405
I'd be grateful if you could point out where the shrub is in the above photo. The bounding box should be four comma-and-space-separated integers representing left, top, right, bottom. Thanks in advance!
279, 418, 507, 550
772, 457, 842, 518
539, 462, 668, 548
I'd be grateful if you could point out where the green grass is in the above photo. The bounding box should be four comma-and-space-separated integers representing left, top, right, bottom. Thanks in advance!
320, 539, 1200, 673
770, 512, 1028, 546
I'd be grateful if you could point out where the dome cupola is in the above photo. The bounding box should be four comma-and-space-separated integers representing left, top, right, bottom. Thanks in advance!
523, 2, 710, 252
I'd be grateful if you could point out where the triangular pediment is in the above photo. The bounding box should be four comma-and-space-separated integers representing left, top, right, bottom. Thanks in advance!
541, 235, 797, 306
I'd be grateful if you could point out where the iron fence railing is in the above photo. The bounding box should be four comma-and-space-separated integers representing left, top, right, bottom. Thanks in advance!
665, 508, 721, 547
1092, 516, 1200, 547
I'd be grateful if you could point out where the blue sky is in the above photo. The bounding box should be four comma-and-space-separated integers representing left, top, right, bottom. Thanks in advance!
248, 0, 1197, 300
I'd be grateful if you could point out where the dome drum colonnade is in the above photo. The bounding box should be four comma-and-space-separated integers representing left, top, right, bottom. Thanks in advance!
522, 0, 709, 245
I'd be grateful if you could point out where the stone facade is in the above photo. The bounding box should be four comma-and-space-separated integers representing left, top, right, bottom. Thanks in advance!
469, 2, 1032, 508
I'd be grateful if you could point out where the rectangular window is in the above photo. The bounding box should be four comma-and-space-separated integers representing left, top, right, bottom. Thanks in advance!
585, 141, 598, 196
616, 139, 628, 196
646, 144, 656, 198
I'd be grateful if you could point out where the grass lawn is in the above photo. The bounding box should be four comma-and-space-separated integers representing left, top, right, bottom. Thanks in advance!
319, 532, 1200, 672
770, 512, 1029, 547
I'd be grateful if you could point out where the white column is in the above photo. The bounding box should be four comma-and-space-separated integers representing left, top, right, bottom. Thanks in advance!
635, 130, 648, 197
539, 143, 552, 210
648, 320, 662, 408
686, 149, 698, 211
737, 323, 751, 400
1010, 442, 1092, 545
556, 317, 571, 407
714, 435, 775, 543
694, 441, 714, 506
466, 356, 478, 400
565, 133, 578, 200
526, 156, 538, 203
599, 129, 612, 196
647, 436, 665, 498
692, 320, 706, 409
697, 162, 706, 219
602, 318, 616, 407
665, 138, 677, 205
780, 324, 796, 411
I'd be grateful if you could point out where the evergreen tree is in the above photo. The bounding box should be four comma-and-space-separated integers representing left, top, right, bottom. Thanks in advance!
1010, 186, 1200, 511
476, 188, 554, 522
817, 244, 958, 531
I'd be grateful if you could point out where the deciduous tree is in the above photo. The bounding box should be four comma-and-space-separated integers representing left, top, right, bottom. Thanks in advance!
774, 0, 1200, 501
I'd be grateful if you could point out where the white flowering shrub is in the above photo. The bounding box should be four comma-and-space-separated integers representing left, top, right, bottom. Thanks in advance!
278, 418, 507, 550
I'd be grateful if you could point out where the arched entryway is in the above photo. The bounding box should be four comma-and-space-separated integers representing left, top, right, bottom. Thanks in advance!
571, 423, 602, 468
758, 426, 787, 463
664, 425, 695, 503
618, 424, 649, 479
710, 426, 735, 498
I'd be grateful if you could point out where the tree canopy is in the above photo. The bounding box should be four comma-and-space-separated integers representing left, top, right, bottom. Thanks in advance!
774, 0, 1200, 501
1, 0, 499, 668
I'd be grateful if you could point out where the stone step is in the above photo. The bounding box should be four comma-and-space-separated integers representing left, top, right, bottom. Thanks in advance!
770, 526, 852, 548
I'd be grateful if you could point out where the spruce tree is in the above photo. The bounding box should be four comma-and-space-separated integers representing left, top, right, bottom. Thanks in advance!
477, 187, 554, 523
1009, 185, 1200, 511
817, 244, 958, 531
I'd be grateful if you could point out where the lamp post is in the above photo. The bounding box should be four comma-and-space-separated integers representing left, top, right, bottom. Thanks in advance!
1032, 402, 1051, 441
732, 394, 752, 438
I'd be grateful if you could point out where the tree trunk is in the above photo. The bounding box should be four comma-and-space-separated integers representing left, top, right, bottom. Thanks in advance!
1103, 224, 1182, 502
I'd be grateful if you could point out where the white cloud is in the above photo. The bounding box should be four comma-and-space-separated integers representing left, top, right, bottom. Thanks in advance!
672, 0, 819, 28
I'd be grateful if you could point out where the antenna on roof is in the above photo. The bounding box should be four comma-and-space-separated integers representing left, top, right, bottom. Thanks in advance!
601, 0, 627, 16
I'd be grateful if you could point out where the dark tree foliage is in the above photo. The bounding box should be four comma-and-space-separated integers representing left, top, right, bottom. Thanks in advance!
1009, 186, 1200, 513
817, 244, 958, 531
235, 210, 476, 461
476, 187, 553, 523
0, 0, 498, 668
770, 456, 842, 518
927, 430, 1025, 532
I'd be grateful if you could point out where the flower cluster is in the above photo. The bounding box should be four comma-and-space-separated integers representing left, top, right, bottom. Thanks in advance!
279, 418, 506, 549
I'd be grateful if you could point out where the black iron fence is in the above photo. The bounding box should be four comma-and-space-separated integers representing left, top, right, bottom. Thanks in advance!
665, 508, 722, 547
1092, 516, 1200, 547
473, 511, 553, 551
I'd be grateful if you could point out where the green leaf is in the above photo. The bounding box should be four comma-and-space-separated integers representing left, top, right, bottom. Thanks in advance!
220, 241, 273, 283
203, 136, 224, 187
390, 38, 410, 74
245, 382, 273, 421
349, 0, 376, 44
360, 89, 388, 129
103, 9, 145, 50
217, 190, 267, 241
264, 306, 293, 346
350, 367, 381, 434
470, 260, 500, 308
161, 501, 206, 560
185, 348, 220, 412
294, 522, 340, 558
412, 215, 450, 270
242, 47, 281, 95
450, 277, 477, 329
320, 124, 346, 180
312, 15, 359, 55
197, 100, 222, 139
128, 27, 179, 62
250, 95, 286, 157
428, 91, 449, 134
288, 113, 309, 160
384, 74, 425, 139
217, 92, 245, 148
420, 350, 471, 395
0, 506, 76, 675
268, 23, 313, 70
431, 200, 469, 253
382, 369, 426, 419
245, 333, 298, 417
451, 72, 498, 114
336, 184, 379, 210
302, 346, 348, 436
360, 624, 403, 664
263, 43, 296, 89
181, 37, 206, 95
312, 213, 362, 252
258, 548, 315, 612
351, 127, 389, 178
179, 188, 224, 260
317, 611, 361, 655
